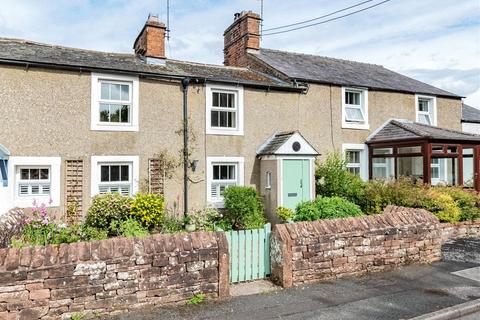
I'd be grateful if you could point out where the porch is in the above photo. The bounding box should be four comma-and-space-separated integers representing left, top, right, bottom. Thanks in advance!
366, 120, 480, 191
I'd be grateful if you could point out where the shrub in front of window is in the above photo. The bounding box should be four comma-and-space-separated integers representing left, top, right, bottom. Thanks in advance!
130, 193, 165, 229
294, 196, 363, 222
85, 193, 133, 236
223, 186, 265, 230
276, 206, 295, 223
315, 153, 365, 204
119, 218, 150, 237
185, 207, 222, 231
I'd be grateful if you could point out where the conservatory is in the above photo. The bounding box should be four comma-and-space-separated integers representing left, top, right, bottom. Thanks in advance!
366, 120, 480, 191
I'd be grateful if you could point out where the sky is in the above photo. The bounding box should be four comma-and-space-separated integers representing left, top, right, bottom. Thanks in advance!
1, 0, 479, 107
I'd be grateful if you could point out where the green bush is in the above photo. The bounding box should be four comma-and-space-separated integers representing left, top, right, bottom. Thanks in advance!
161, 215, 184, 234
85, 193, 132, 236
294, 196, 363, 222
186, 207, 221, 231
119, 218, 149, 237
315, 153, 365, 204
437, 187, 480, 221
223, 186, 265, 229
130, 193, 165, 229
276, 207, 294, 223
360, 180, 478, 223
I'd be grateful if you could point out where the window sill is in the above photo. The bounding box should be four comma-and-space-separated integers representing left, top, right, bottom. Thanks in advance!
208, 200, 225, 208
206, 128, 244, 136
91, 124, 139, 132
342, 122, 370, 130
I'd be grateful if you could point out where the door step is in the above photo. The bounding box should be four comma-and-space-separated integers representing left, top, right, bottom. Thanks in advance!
230, 279, 281, 297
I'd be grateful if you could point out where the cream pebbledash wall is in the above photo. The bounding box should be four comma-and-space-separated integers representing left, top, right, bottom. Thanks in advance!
0, 65, 206, 215
0, 65, 462, 216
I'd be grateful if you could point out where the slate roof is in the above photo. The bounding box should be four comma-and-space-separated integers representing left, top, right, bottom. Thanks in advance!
251, 48, 460, 98
367, 119, 480, 143
462, 104, 480, 124
0, 38, 293, 89
257, 131, 297, 155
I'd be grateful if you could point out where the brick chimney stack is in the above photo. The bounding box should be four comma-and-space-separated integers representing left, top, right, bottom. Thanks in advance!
223, 11, 261, 67
134, 15, 167, 60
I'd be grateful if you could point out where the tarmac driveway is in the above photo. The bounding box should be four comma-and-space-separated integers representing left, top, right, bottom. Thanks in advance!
111, 237, 480, 320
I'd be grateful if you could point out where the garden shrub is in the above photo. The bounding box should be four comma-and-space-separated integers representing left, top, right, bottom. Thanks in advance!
223, 186, 265, 229
315, 153, 365, 204
276, 207, 294, 223
119, 218, 149, 237
186, 207, 221, 231
161, 215, 184, 234
130, 193, 165, 229
437, 187, 480, 221
424, 189, 461, 223
294, 196, 363, 222
85, 193, 132, 236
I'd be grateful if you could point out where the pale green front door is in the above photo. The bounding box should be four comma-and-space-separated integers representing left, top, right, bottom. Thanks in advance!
282, 159, 311, 210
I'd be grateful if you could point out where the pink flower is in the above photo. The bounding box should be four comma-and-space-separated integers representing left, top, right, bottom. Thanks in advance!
42, 218, 49, 225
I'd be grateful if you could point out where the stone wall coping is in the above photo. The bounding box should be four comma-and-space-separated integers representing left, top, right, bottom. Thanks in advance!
278, 206, 440, 241
0, 231, 220, 273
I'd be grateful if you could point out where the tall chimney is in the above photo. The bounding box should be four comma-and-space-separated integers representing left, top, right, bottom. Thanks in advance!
223, 11, 261, 67
134, 15, 167, 61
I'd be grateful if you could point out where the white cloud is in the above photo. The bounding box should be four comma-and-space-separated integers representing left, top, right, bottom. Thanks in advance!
465, 88, 480, 107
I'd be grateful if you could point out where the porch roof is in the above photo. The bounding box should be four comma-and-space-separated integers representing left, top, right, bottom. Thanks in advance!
366, 119, 480, 144
257, 131, 319, 156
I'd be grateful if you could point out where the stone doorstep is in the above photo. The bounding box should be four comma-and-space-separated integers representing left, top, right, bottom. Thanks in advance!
230, 279, 281, 297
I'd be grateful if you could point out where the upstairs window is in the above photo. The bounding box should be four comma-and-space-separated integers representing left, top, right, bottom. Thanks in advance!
206, 84, 244, 136
211, 92, 237, 129
342, 87, 369, 129
99, 82, 131, 124
416, 95, 437, 126
91, 73, 139, 132
17, 167, 50, 196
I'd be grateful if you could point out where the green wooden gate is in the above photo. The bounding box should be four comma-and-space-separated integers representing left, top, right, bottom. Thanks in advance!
225, 224, 271, 283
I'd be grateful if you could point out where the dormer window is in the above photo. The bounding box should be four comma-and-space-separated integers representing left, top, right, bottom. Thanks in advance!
416, 95, 437, 126
342, 87, 369, 130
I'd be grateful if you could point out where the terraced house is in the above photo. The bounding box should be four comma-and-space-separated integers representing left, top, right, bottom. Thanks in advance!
0, 11, 478, 221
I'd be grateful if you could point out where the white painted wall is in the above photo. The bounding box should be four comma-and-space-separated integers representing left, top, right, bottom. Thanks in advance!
463, 122, 480, 134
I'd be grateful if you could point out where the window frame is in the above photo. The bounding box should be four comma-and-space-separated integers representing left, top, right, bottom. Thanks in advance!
265, 171, 272, 189
17, 166, 51, 197
342, 144, 368, 180
206, 84, 244, 136
9, 157, 61, 208
342, 87, 369, 130
91, 73, 139, 132
206, 156, 244, 207
98, 163, 132, 196
91, 156, 139, 197
415, 94, 437, 126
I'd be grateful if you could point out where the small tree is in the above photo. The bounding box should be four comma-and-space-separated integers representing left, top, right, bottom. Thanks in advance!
315, 152, 365, 205
223, 186, 265, 230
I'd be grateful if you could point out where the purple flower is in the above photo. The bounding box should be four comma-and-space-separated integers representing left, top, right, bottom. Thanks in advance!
48, 198, 53, 205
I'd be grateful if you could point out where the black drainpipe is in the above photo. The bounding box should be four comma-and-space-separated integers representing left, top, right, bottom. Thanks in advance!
182, 78, 190, 215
